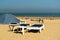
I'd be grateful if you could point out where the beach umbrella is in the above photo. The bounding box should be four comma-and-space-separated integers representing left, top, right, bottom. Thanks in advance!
0, 14, 20, 24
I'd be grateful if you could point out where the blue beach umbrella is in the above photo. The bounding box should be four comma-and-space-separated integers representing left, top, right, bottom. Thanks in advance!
0, 14, 20, 24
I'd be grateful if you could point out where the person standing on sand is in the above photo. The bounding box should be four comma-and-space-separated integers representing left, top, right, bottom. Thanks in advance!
39, 18, 44, 23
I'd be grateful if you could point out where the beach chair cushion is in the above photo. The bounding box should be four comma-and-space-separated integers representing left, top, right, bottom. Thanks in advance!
20, 24, 30, 26
27, 24, 44, 32
31, 24, 43, 27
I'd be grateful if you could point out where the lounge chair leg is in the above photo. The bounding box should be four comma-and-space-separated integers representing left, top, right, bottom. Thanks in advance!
9, 25, 11, 30
13, 27, 16, 32
22, 28, 24, 35
39, 29, 41, 33
12, 26, 14, 31
13, 28, 14, 32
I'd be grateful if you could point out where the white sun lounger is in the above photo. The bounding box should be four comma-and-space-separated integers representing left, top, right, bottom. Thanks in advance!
13, 24, 29, 35
13, 26, 27, 35
27, 24, 44, 33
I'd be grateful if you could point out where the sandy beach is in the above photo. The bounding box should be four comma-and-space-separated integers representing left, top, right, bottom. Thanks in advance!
0, 17, 60, 40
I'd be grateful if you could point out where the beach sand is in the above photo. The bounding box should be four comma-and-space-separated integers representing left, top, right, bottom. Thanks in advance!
0, 17, 60, 40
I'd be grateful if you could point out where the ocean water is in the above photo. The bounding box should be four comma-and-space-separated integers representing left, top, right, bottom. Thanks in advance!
0, 13, 60, 17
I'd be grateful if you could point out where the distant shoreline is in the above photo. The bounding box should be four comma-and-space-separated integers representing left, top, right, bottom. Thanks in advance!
17, 16, 60, 20
0, 13, 60, 17
16, 15, 60, 20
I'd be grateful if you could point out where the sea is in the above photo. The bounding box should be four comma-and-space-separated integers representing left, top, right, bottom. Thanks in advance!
0, 13, 60, 17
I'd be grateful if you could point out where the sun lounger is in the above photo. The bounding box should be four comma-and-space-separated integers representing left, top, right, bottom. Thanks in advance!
13, 24, 30, 35
27, 24, 44, 33
9, 21, 25, 31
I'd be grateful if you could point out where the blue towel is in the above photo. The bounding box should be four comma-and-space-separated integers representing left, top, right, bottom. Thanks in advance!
20, 24, 30, 26
10, 23, 17, 24
31, 24, 43, 27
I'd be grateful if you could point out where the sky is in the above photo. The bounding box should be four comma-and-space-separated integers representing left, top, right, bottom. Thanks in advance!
0, 0, 60, 13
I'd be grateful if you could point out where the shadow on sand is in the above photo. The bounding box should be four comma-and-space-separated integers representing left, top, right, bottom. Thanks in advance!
27, 30, 40, 33
8, 29, 41, 34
